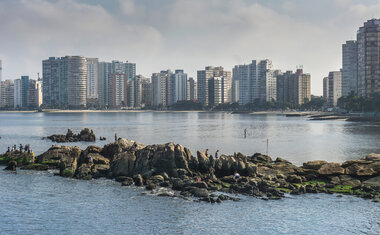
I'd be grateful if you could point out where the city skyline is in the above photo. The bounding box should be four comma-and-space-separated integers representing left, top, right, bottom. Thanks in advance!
1, 0, 380, 95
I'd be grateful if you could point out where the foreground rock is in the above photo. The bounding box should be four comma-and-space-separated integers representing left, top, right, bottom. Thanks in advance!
2, 139, 380, 203
46, 128, 96, 143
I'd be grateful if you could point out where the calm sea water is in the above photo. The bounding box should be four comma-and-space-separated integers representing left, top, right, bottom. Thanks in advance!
0, 111, 380, 234
0, 111, 379, 164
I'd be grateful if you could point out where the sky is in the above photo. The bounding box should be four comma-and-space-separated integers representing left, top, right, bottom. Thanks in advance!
0, 0, 379, 95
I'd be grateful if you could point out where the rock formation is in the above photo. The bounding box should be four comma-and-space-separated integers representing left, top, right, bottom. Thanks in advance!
2, 139, 380, 203
46, 128, 96, 142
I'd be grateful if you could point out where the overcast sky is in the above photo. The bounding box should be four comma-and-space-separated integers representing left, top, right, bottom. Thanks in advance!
0, 0, 379, 95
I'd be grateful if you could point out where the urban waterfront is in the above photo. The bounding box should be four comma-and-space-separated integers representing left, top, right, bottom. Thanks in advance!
0, 111, 380, 234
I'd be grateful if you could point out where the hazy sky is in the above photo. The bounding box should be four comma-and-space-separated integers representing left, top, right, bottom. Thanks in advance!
0, 0, 379, 95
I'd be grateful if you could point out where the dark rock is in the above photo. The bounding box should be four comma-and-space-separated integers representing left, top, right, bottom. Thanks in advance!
121, 177, 134, 186
189, 187, 209, 198
147, 175, 165, 185
75, 164, 92, 180
287, 175, 303, 184
317, 163, 345, 176
47, 128, 96, 143
21, 164, 49, 171
116, 176, 132, 182
146, 183, 157, 190
275, 157, 292, 164
172, 178, 185, 190
191, 181, 208, 189
4, 161, 17, 171
302, 160, 328, 170
251, 153, 272, 164
133, 174, 143, 186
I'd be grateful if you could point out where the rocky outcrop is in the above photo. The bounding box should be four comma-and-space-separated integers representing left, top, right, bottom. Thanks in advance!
3, 138, 380, 203
4, 161, 17, 171
46, 128, 96, 143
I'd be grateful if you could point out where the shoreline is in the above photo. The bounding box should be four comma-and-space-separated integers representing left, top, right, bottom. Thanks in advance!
1, 138, 380, 203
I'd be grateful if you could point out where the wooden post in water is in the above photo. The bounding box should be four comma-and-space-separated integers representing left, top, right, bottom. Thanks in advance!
266, 138, 269, 156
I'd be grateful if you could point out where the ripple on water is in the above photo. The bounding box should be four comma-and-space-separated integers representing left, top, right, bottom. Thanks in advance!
0, 170, 380, 234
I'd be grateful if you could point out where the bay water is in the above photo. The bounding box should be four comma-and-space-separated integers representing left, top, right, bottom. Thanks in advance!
0, 111, 379, 234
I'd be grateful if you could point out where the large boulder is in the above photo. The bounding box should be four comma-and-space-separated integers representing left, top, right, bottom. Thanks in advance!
317, 163, 345, 176
75, 164, 92, 180
4, 161, 17, 171
174, 144, 190, 170
303, 160, 328, 170
345, 164, 376, 177
364, 153, 380, 162
150, 143, 176, 175
110, 151, 136, 177
363, 176, 380, 187
197, 151, 210, 172
78, 128, 96, 142
37, 146, 81, 175
47, 128, 96, 143
251, 153, 272, 164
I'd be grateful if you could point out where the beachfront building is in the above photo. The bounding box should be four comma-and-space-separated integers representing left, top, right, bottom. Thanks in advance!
276, 69, 311, 106
13, 76, 29, 108
27, 79, 43, 108
42, 56, 87, 108
323, 77, 329, 101
97, 60, 136, 108
152, 70, 172, 107
141, 77, 152, 107
257, 60, 276, 102
342, 40, 358, 97
86, 58, 99, 101
197, 66, 231, 106
0, 80, 14, 108
357, 19, 380, 97
170, 70, 188, 105
328, 71, 342, 106
234, 59, 277, 105
108, 73, 128, 108
187, 77, 197, 101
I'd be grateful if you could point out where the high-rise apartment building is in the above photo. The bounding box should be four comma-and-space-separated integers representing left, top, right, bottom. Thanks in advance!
328, 71, 342, 106
233, 64, 252, 105
152, 70, 172, 107
14, 76, 29, 108
0, 80, 14, 108
42, 56, 87, 108
27, 79, 43, 108
97, 60, 136, 107
323, 77, 329, 101
108, 73, 128, 108
234, 60, 277, 105
187, 77, 197, 101
342, 40, 358, 97
141, 78, 152, 107
357, 19, 380, 97
98, 62, 112, 107
42, 57, 61, 107
276, 69, 311, 106
257, 60, 276, 102
86, 58, 99, 100
197, 66, 231, 106
66, 56, 87, 108
170, 70, 188, 105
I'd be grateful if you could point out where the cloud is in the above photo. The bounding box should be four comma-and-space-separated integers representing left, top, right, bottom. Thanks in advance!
0, 0, 163, 78
0, 0, 378, 94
